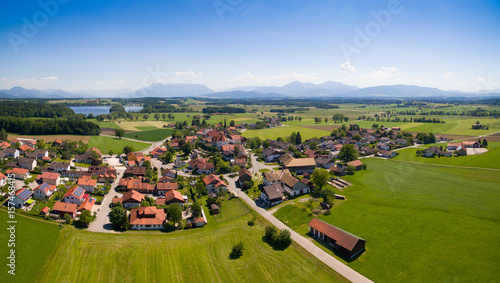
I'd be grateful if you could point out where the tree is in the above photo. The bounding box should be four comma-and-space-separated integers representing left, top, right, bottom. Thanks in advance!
154, 113, 160, 121
79, 210, 92, 227
89, 150, 101, 165
109, 204, 129, 229
162, 113, 167, 120
230, 242, 244, 259
143, 114, 149, 120
123, 145, 134, 154
264, 226, 278, 243
338, 144, 358, 162
109, 104, 125, 113
230, 120, 235, 127
195, 182, 206, 196
0, 128, 8, 141
295, 131, 302, 145
311, 168, 329, 189
262, 139, 270, 149
115, 128, 125, 139
191, 202, 202, 218
346, 165, 356, 175
182, 142, 192, 155
275, 229, 292, 249
64, 213, 72, 224
166, 203, 182, 224
482, 139, 488, 147
163, 151, 174, 163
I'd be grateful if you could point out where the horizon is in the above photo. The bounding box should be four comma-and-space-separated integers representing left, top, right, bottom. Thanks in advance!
1, 1, 499, 93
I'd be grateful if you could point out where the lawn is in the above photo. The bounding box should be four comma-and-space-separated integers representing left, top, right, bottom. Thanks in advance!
29, 198, 346, 283
393, 142, 500, 169
274, 158, 500, 282
210, 195, 252, 222
123, 128, 173, 142
0, 212, 62, 283
88, 136, 150, 154
242, 125, 330, 140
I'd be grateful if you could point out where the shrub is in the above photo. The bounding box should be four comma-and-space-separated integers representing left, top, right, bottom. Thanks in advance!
230, 242, 244, 259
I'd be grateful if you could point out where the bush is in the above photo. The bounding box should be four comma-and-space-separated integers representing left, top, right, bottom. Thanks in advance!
264, 226, 278, 242
275, 229, 292, 249
230, 242, 244, 259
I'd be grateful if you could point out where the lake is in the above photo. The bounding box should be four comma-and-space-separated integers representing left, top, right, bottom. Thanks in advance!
69, 105, 143, 116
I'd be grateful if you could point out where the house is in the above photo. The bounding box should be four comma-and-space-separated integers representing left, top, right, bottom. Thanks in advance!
129, 206, 166, 230
304, 149, 318, 158
185, 135, 198, 145
330, 166, 346, 176
6, 168, 30, 180
127, 152, 151, 166
395, 138, 408, 146
260, 184, 285, 206
308, 218, 366, 258
18, 157, 37, 170
347, 160, 364, 171
203, 174, 227, 194
151, 147, 168, 158
446, 143, 462, 151
0, 172, 7, 186
282, 157, 316, 174
49, 162, 71, 172
4, 148, 19, 159
119, 177, 156, 194
188, 158, 214, 174
0, 141, 11, 149
379, 150, 396, 159
262, 169, 290, 186
377, 143, 390, 151
156, 182, 179, 196
462, 141, 482, 148
124, 166, 146, 177
192, 217, 206, 228
33, 183, 56, 199
78, 197, 96, 212
77, 175, 97, 193
18, 144, 32, 154
232, 157, 247, 168
40, 206, 50, 216
280, 172, 310, 196
262, 147, 284, 162
238, 168, 253, 189
88, 166, 117, 182
162, 168, 177, 179
422, 146, 451, 157
315, 156, 336, 169
12, 188, 33, 208
119, 190, 145, 208
52, 202, 77, 218
36, 172, 61, 186
163, 190, 184, 205
63, 186, 86, 205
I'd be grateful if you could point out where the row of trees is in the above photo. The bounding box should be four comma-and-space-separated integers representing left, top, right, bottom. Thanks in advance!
0, 101, 75, 118
0, 117, 100, 136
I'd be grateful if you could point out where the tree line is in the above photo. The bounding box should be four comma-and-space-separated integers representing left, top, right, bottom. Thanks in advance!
202, 106, 246, 114
0, 117, 100, 136
0, 101, 75, 118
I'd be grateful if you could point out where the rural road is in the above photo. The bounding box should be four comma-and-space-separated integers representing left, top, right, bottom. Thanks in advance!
229, 154, 373, 283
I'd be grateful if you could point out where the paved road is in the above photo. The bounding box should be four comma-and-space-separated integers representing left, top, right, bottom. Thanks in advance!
87, 166, 126, 233
230, 178, 373, 283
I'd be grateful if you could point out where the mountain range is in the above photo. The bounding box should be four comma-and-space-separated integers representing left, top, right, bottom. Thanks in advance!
0, 81, 499, 99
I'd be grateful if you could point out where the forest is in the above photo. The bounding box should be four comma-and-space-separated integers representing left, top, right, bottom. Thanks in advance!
0, 117, 100, 135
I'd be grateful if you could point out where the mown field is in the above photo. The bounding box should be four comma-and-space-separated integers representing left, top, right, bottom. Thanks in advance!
88, 136, 150, 154
242, 125, 331, 140
123, 128, 173, 142
3, 198, 347, 283
0, 212, 62, 283
274, 158, 500, 282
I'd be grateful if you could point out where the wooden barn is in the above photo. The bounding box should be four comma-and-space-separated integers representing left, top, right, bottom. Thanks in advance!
308, 218, 366, 258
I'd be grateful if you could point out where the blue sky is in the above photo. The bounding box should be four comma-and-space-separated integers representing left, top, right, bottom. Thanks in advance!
0, 0, 499, 93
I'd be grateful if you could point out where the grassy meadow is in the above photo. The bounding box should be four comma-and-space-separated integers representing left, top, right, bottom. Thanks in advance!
88, 136, 150, 153
274, 158, 500, 282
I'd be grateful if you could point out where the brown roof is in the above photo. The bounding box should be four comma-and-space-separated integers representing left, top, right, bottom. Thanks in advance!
156, 182, 179, 192
262, 184, 285, 200
78, 175, 97, 187
283, 157, 316, 168
52, 202, 77, 214
280, 172, 299, 188
347, 160, 363, 167
308, 218, 366, 251
203, 174, 227, 187
129, 206, 166, 226
36, 172, 60, 180
164, 190, 184, 203
122, 190, 145, 204
263, 169, 289, 182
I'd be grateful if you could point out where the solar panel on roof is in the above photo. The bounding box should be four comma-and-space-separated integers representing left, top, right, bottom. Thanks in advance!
74, 187, 84, 196
18, 189, 32, 200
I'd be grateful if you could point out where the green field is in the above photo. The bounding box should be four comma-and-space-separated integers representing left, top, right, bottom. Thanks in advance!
124, 128, 173, 142
274, 158, 500, 282
1, 198, 347, 283
0, 212, 62, 283
394, 142, 500, 169
88, 136, 150, 153
242, 125, 330, 140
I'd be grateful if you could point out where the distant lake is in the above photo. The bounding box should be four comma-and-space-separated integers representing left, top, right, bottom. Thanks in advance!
69, 106, 143, 116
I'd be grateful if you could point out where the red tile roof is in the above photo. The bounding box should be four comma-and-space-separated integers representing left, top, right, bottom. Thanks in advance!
53, 202, 77, 214
129, 206, 166, 226
308, 218, 366, 251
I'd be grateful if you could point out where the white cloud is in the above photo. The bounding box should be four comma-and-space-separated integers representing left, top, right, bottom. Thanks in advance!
175, 71, 202, 78
363, 67, 401, 80
443, 72, 454, 81
231, 71, 319, 85
340, 61, 356, 74
0, 76, 59, 89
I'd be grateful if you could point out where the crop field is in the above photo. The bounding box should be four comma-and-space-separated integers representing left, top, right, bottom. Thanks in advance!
88, 136, 150, 153
274, 158, 500, 282
9, 198, 347, 283
7, 134, 91, 143
123, 128, 173, 142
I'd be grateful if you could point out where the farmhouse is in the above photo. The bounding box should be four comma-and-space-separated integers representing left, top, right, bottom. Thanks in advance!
282, 157, 316, 174
129, 206, 166, 230
280, 172, 310, 196
203, 174, 227, 194
379, 150, 396, 159
238, 168, 252, 189
260, 184, 285, 206
347, 160, 364, 171
308, 218, 366, 258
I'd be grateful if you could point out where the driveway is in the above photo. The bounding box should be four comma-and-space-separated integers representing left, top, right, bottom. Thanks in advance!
87, 166, 126, 233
